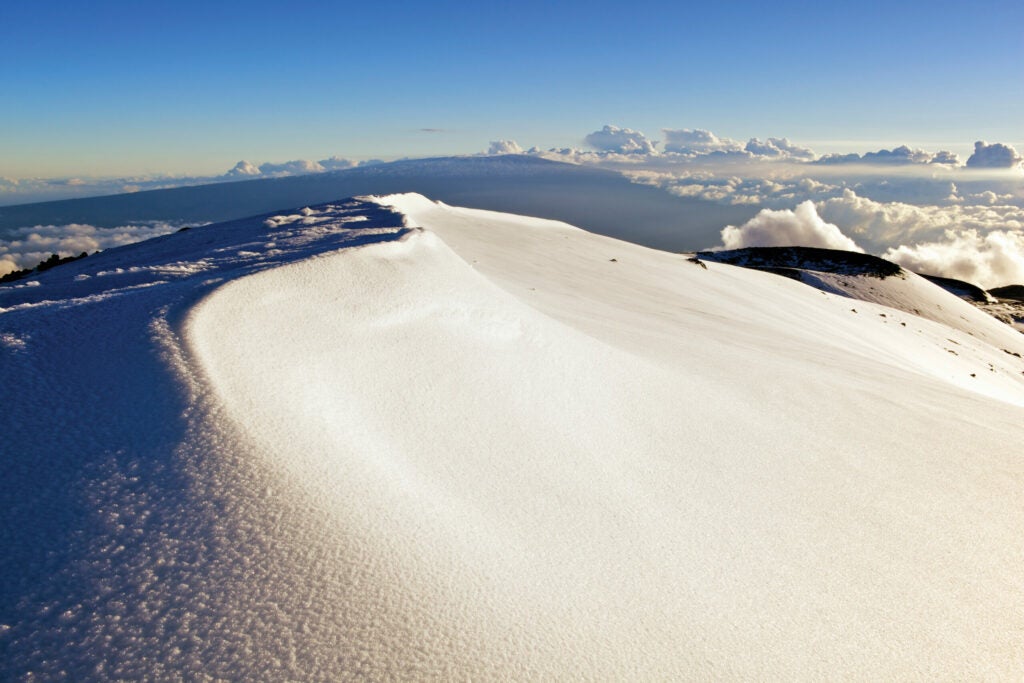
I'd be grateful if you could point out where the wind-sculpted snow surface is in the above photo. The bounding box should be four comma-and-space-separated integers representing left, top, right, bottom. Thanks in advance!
2, 195, 1024, 679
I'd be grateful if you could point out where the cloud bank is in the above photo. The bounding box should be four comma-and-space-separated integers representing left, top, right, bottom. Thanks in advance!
720, 201, 863, 252
812, 190, 1024, 287
884, 230, 1024, 288
816, 145, 958, 166
0, 222, 187, 276
225, 158, 362, 178
714, 189, 1024, 288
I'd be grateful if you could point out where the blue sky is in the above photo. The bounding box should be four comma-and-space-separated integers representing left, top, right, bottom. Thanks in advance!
2, 0, 1021, 178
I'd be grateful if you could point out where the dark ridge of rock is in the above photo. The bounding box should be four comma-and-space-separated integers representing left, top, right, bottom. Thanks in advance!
696, 246, 903, 279
0, 251, 91, 286
918, 274, 991, 302
989, 284, 1024, 302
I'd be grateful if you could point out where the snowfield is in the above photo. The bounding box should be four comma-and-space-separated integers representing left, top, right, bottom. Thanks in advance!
2, 194, 1023, 679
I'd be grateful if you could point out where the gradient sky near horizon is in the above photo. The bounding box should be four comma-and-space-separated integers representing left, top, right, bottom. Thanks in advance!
3, 0, 1022, 179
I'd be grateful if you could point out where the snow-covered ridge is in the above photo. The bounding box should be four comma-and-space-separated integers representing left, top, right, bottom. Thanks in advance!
2, 194, 1023, 679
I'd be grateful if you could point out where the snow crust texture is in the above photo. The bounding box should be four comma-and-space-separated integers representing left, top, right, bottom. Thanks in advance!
2, 195, 1024, 679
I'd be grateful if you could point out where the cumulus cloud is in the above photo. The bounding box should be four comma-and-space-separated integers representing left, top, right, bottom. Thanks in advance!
226, 160, 262, 177
744, 137, 816, 159
884, 229, 1024, 288
662, 128, 743, 155
487, 140, 524, 155
966, 141, 1023, 169
584, 125, 658, 155
720, 200, 863, 252
0, 222, 186, 276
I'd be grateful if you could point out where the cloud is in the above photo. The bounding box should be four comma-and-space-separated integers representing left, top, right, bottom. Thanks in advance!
930, 150, 960, 165
968, 190, 1014, 205
318, 156, 358, 171
720, 200, 863, 252
744, 137, 816, 160
487, 140, 524, 155
815, 145, 954, 166
883, 229, 1024, 288
584, 125, 658, 155
419, 128, 447, 133
662, 128, 743, 155
563, 127, 817, 162
0, 178, 21, 197
225, 156, 357, 178
817, 189, 1024, 251
0, 222, 186, 276
623, 168, 846, 208
966, 141, 1023, 169
256, 159, 325, 177
226, 160, 262, 177
1, 154, 380, 204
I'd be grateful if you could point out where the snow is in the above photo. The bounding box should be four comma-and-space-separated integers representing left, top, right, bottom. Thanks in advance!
793, 266, 1022, 347
2, 194, 1023, 679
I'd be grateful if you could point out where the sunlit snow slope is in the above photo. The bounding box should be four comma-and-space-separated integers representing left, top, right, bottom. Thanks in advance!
2, 195, 1023, 680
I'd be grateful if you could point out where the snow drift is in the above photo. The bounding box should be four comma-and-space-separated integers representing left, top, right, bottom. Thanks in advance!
2, 195, 1023, 679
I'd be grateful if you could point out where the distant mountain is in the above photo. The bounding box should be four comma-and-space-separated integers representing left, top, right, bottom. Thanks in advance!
0, 155, 756, 253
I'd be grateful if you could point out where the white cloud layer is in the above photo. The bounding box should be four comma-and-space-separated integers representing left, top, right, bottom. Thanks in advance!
584, 125, 658, 155
883, 230, 1024, 289
804, 189, 1024, 287
720, 201, 863, 252
817, 189, 1024, 249
0, 222, 186, 276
